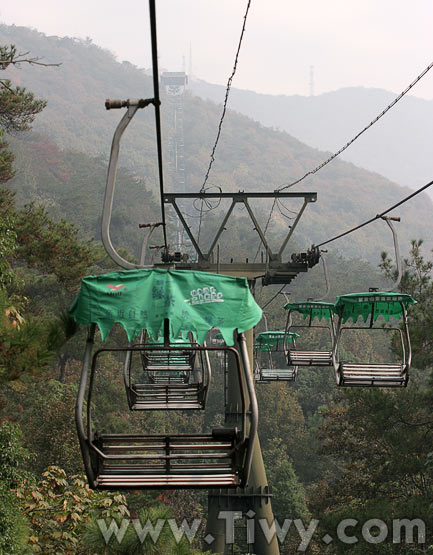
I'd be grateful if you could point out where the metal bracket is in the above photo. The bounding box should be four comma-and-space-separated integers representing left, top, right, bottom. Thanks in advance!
164, 191, 317, 281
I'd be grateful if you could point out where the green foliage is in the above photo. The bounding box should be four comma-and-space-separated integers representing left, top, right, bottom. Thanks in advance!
0, 289, 61, 383
264, 446, 309, 523
0, 420, 29, 485
0, 421, 31, 554
14, 202, 93, 291
0, 43, 46, 189
8, 378, 81, 475
16, 466, 129, 554
0, 186, 17, 286
312, 383, 433, 550
0, 128, 14, 183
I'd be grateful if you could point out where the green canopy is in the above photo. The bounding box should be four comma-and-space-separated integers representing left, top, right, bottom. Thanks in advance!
284, 301, 334, 322
255, 330, 298, 352
334, 291, 416, 324
68, 268, 262, 346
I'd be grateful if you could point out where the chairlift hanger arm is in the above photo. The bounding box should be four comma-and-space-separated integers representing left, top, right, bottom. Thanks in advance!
102, 98, 157, 270
381, 216, 402, 292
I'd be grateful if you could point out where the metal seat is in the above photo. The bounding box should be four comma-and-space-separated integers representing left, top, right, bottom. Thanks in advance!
337, 362, 408, 387
259, 368, 297, 382
90, 430, 242, 489
287, 350, 333, 366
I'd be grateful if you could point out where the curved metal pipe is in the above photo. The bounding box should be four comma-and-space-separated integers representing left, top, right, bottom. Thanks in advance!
237, 331, 259, 486
101, 99, 154, 269
309, 251, 331, 302
75, 324, 96, 487
382, 216, 402, 292
122, 346, 133, 407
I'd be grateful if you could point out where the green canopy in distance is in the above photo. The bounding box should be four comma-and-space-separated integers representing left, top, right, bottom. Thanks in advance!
68, 268, 262, 346
284, 301, 335, 322
255, 330, 298, 352
334, 291, 416, 324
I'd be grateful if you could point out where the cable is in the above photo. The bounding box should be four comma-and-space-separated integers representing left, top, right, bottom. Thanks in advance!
253, 198, 276, 262
262, 285, 287, 309
316, 178, 433, 248
255, 61, 433, 262
200, 0, 252, 191
149, 0, 168, 250
276, 60, 433, 192
197, 0, 252, 244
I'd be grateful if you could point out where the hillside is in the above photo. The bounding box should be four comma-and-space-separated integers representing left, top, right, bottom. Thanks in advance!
190, 79, 433, 190
1, 23, 433, 264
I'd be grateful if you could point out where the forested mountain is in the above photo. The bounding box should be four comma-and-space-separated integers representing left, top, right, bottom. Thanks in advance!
190, 78, 433, 191
2, 23, 433, 555
1, 23, 433, 264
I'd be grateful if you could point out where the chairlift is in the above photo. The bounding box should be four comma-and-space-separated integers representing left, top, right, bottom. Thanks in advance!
333, 292, 415, 387
70, 268, 261, 489
284, 301, 335, 367
284, 251, 336, 367
124, 335, 212, 410
254, 330, 299, 383
333, 216, 416, 387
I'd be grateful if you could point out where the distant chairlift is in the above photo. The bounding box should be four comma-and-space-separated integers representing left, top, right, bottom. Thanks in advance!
71, 268, 261, 490
284, 250, 336, 367
255, 330, 299, 383
332, 292, 416, 387
284, 301, 335, 367
124, 334, 212, 410
333, 216, 416, 387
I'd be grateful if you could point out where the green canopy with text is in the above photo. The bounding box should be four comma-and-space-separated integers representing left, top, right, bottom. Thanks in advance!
284, 301, 335, 322
255, 330, 298, 352
334, 291, 416, 324
68, 268, 262, 346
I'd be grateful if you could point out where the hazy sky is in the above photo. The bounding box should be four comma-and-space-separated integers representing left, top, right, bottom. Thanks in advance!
1, 0, 432, 100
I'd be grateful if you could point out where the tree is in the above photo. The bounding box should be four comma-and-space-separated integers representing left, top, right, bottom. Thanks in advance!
0, 421, 31, 554
0, 45, 48, 182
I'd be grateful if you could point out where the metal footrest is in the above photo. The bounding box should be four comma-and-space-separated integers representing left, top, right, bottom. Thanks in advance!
91, 432, 241, 489
287, 350, 332, 366
256, 369, 297, 382
338, 363, 408, 387
130, 383, 204, 410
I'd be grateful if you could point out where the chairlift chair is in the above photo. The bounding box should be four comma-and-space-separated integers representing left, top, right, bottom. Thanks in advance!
284, 302, 336, 367
71, 268, 261, 490
254, 330, 299, 383
332, 292, 416, 387
124, 336, 212, 410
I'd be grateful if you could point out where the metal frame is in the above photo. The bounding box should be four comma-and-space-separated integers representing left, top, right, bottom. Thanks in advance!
75, 328, 258, 490
123, 339, 212, 410
332, 302, 412, 387
100, 97, 317, 289
284, 308, 336, 367
165, 192, 316, 263
254, 316, 298, 383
